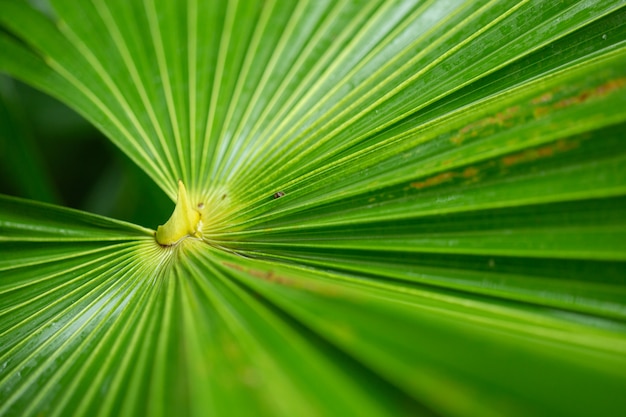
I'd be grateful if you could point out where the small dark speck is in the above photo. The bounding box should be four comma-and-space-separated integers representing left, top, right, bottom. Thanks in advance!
197, 202, 205, 209
221, 194, 227, 200
273, 191, 285, 199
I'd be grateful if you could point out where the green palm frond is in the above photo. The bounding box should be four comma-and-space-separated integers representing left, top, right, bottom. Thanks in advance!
1, 1, 626, 416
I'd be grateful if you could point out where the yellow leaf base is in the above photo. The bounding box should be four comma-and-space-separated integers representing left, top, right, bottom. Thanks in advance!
155, 180, 202, 246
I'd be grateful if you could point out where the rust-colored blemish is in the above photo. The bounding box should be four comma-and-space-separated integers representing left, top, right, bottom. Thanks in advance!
548, 77, 626, 111
532, 92, 553, 104
223, 261, 244, 271
410, 171, 455, 189
451, 106, 520, 145
501, 139, 579, 167
411, 138, 582, 191
221, 261, 340, 297
410, 164, 485, 190
491, 106, 520, 127
462, 166, 479, 178
595, 77, 626, 95
536, 146, 554, 157
533, 106, 550, 118
249, 269, 268, 279
450, 135, 464, 145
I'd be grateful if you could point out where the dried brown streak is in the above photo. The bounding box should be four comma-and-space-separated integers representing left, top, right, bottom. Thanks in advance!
222, 261, 245, 271
553, 77, 626, 110
462, 166, 479, 178
531, 92, 553, 105
455, 76, 626, 146
532, 77, 626, 118
533, 106, 550, 118
451, 106, 520, 145
500, 139, 579, 167
221, 261, 341, 297
410, 163, 483, 190
410, 171, 456, 189
411, 137, 582, 191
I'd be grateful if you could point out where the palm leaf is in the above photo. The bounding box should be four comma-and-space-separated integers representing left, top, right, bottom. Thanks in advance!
1, 0, 626, 416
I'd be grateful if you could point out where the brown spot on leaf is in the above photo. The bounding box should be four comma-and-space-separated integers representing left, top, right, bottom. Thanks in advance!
543, 77, 626, 112
221, 261, 341, 297
410, 171, 456, 189
532, 93, 553, 104
501, 140, 579, 167
451, 106, 520, 145
533, 106, 550, 118
222, 261, 244, 272
462, 166, 479, 178
410, 163, 486, 190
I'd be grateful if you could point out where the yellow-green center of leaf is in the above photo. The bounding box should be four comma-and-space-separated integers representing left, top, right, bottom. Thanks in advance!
155, 180, 202, 246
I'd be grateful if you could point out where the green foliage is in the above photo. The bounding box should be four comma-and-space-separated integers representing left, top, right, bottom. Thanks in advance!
1, 1, 626, 416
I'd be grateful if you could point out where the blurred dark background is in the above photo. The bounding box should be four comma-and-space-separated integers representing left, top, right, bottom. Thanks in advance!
0, 76, 172, 229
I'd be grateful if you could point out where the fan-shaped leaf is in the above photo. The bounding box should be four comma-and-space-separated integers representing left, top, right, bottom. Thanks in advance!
1, 1, 626, 416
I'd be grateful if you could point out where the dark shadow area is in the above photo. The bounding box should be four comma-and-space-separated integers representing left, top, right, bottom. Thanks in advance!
0, 77, 171, 228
